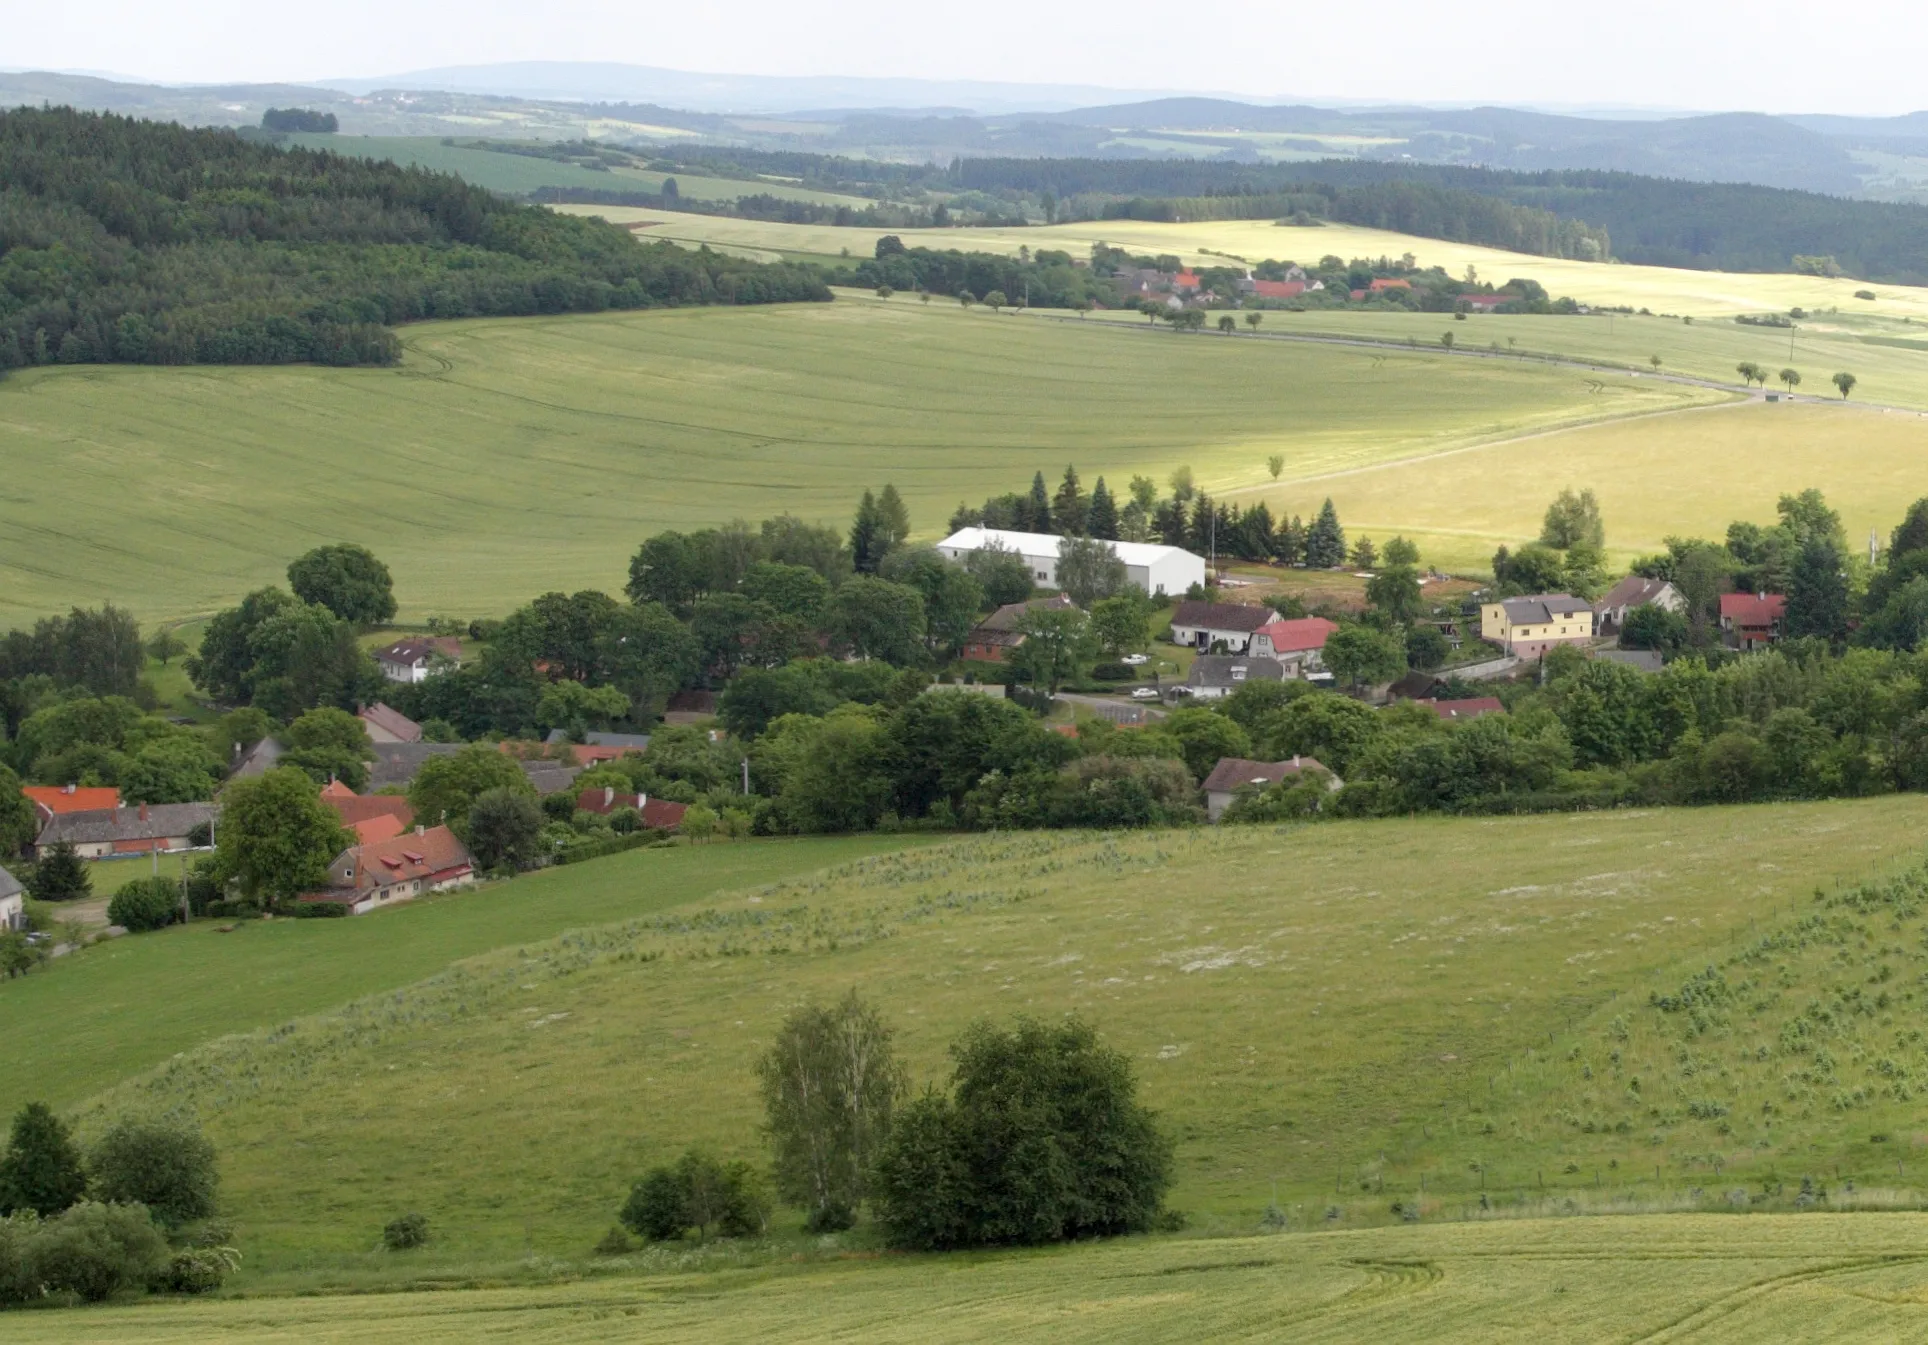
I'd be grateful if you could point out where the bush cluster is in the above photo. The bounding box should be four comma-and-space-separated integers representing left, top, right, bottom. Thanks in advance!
619, 1152, 768, 1243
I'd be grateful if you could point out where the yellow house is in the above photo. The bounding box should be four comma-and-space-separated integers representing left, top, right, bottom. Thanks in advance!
1480, 594, 1595, 657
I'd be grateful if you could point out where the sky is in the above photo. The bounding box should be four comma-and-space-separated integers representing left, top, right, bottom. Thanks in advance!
8, 0, 1927, 116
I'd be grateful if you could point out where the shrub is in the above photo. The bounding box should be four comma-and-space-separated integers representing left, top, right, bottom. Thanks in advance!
619, 1151, 769, 1242
88, 1117, 218, 1229
873, 1016, 1174, 1250
31, 1201, 168, 1302
0, 1212, 40, 1306
108, 877, 179, 933
149, 1244, 238, 1294
592, 1225, 635, 1256
1090, 662, 1137, 681
383, 1212, 429, 1250
803, 1201, 856, 1233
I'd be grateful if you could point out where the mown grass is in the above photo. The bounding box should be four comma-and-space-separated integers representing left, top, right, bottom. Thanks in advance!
65, 798, 1928, 1272
556, 205, 1928, 319
0, 301, 1710, 624
13, 1213, 1928, 1342
0, 835, 927, 1112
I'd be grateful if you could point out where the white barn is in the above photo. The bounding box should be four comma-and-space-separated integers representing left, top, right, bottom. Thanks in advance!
936, 528, 1205, 598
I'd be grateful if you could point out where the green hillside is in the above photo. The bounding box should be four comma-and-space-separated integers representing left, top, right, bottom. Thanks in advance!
62, 797, 1928, 1276
0, 299, 1719, 625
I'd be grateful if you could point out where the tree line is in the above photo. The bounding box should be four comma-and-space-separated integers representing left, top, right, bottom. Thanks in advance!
0, 106, 831, 372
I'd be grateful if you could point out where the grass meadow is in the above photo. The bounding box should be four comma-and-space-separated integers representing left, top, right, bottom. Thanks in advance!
0, 300, 1712, 625
0, 835, 926, 1112
11, 1213, 1928, 1342
59, 798, 1928, 1274
559, 205, 1928, 319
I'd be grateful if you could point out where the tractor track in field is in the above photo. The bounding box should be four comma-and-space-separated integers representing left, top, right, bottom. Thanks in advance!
1623, 1251, 1928, 1341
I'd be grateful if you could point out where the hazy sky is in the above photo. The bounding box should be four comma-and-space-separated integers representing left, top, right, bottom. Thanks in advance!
10, 0, 1927, 115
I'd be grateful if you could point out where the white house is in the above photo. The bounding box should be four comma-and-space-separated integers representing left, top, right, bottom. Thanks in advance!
374, 637, 463, 684
1593, 576, 1684, 633
0, 866, 23, 932
1168, 601, 1282, 653
1183, 655, 1285, 700
936, 528, 1205, 598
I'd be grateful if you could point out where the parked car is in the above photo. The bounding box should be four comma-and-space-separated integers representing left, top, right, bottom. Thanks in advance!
1121, 654, 1150, 666
1130, 686, 1162, 700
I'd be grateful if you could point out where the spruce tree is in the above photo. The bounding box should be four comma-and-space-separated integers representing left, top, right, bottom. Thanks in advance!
1275, 515, 1304, 565
1187, 493, 1216, 556
1306, 498, 1346, 568
1088, 478, 1119, 541
1052, 465, 1087, 536
849, 491, 881, 573
27, 842, 90, 903
0, 1101, 87, 1217
1026, 472, 1052, 534
1785, 536, 1849, 644
876, 485, 911, 552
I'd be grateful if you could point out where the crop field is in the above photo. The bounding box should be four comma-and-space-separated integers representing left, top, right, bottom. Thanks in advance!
61, 798, 1928, 1271
12, 1213, 1928, 1343
284, 135, 869, 205
555, 204, 1928, 319
0, 835, 923, 1112
0, 301, 1713, 625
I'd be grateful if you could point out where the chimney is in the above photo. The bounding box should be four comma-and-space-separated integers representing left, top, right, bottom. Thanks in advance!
63, 783, 75, 795
139, 803, 148, 822
604, 786, 615, 809
1758, 590, 1765, 601
415, 825, 425, 836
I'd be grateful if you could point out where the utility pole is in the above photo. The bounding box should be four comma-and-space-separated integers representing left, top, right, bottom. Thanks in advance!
741, 758, 750, 796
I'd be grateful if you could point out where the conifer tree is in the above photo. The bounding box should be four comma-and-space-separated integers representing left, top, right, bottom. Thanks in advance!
1306, 498, 1346, 568
0, 1102, 86, 1217
876, 485, 910, 553
1026, 472, 1053, 534
849, 491, 882, 573
1088, 477, 1119, 541
1052, 466, 1087, 536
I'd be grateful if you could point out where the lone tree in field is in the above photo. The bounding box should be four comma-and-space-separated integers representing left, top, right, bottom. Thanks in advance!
756, 991, 906, 1231
1833, 371, 1858, 400
1780, 368, 1802, 393
983, 290, 1008, 313
1217, 315, 1236, 333
1650, 354, 1662, 370
1540, 487, 1606, 551
1245, 312, 1262, 331
1266, 454, 1284, 480
287, 543, 396, 625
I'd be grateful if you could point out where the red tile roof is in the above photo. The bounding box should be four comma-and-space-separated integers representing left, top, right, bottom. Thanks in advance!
575, 788, 688, 831
334, 825, 471, 895
1720, 593, 1786, 626
1414, 697, 1506, 721
1369, 278, 1413, 291
1174, 270, 1201, 289
1252, 280, 1305, 299
24, 786, 120, 816
351, 814, 408, 845
324, 793, 415, 832
320, 779, 357, 800
1257, 617, 1338, 653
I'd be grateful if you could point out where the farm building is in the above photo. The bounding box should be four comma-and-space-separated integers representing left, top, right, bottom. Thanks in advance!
1200, 756, 1339, 821
305, 825, 474, 915
936, 527, 1205, 599
1479, 594, 1594, 657
1184, 655, 1286, 700
961, 595, 1078, 662
1593, 576, 1684, 633
1251, 616, 1338, 673
359, 703, 423, 744
1411, 697, 1506, 722
366, 742, 464, 791
1721, 593, 1786, 651
23, 785, 120, 822
0, 865, 22, 932
375, 636, 463, 684
1169, 601, 1283, 653
31, 802, 216, 859
574, 787, 688, 832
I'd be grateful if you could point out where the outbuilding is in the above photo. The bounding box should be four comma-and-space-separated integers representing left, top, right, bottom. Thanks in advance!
936, 527, 1206, 599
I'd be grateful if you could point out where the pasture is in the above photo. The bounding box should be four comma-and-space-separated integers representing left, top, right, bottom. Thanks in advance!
64, 798, 1928, 1271
556, 205, 1928, 319
12, 1213, 1928, 1343
0, 835, 924, 1112
0, 301, 1712, 625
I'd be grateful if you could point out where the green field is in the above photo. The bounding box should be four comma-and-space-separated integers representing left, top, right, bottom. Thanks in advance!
0, 836, 924, 1112
0, 300, 1716, 625
285, 135, 870, 206
12, 1213, 1928, 1342
55, 798, 1928, 1274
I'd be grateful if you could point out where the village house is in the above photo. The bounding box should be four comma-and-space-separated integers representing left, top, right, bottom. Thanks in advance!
575, 786, 689, 832
304, 824, 474, 915
1251, 616, 1338, 674
1594, 649, 1666, 674
1246, 278, 1307, 300
937, 527, 1206, 598
31, 801, 216, 859
1183, 655, 1285, 700
1458, 294, 1509, 311
0, 865, 23, 932
321, 784, 416, 845
374, 636, 463, 684
358, 702, 423, 744
961, 595, 1078, 662
1721, 592, 1787, 651
1411, 697, 1506, 722
1593, 576, 1684, 633
23, 785, 120, 824
367, 742, 464, 791
1200, 755, 1340, 821
1479, 594, 1595, 656
1168, 600, 1282, 653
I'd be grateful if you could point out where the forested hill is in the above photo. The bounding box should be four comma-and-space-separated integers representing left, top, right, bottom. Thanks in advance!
954, 157, 1928, 284
0, 107, 830, 371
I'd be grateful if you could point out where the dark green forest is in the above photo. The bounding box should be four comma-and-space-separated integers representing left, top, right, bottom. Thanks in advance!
0, 107, 830, 370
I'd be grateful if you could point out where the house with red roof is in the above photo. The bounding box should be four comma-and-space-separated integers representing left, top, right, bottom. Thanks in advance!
24, 785, 120, 821
1412, 697, 1506, 722
575, 786, 688, 832
1720, 592, 1786, 651
1251, 279, 1306, 300
1369, 278, 1413, 293
304, 824, 473, 915
1173, 270, 1202, 293
1251, 617, 1338, 675
1458, 294, 1509, 312
320, 786, 416, 846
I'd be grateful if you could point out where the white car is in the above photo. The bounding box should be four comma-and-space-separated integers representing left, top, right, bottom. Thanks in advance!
1130, 686, 1162, 700
1120, 654, 1150, 666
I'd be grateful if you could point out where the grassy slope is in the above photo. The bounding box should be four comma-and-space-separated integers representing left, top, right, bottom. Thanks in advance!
285, 135, 870, 206
13, 1213, 1928, 1343
0, 836, 924, 1113
0, 301, 1712, 624
555, 206, 1928, 318
68, 799, 1928, 1270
